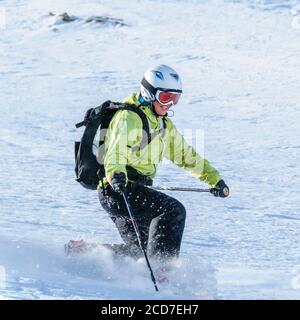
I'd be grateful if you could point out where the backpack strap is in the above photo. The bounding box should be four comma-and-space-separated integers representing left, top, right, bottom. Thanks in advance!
124, 105, 151, 145
120, 105, 152, 153
130, 110, 168, 152
75, 108, 94, 128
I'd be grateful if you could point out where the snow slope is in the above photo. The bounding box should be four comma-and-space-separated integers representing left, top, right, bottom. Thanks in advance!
1, 0, 300, 299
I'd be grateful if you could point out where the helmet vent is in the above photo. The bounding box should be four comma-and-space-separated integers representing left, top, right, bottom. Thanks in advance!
154, 71, 164, 80
170, 73, 179, 81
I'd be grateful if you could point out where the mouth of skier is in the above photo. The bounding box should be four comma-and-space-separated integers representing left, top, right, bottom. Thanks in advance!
157, 104, 172, 115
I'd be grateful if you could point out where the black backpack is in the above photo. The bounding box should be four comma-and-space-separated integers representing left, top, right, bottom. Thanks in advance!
74, 100, 154, 190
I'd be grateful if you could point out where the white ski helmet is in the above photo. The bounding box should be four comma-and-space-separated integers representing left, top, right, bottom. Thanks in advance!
140, 64, 182, 103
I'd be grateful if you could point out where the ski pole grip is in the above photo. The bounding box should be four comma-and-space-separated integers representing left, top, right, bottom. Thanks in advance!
223, 187, 230, 197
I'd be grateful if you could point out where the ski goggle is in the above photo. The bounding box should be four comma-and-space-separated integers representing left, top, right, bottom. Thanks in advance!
155, 90, 181, 106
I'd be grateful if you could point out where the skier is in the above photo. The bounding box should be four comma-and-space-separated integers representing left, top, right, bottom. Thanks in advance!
97, 64, 229, 261
68, 64, 229, 267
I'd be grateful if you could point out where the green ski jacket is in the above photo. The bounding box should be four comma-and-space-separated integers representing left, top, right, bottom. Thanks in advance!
102, 93, 221, 188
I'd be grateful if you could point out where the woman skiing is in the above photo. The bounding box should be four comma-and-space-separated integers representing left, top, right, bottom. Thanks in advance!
97, 64, 229, 261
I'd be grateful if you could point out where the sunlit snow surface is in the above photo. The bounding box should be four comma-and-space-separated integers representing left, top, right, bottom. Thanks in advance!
1, 0, 300, 299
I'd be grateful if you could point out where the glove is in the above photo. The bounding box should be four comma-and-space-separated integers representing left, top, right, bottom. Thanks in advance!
110, 172, 127, 193
210, 179, 229, 198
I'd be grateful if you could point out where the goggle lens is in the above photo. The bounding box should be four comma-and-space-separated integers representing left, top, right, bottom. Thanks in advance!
157, 91, 181, 105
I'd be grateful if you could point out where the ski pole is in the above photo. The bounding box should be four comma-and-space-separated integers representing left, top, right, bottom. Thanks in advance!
121, 190, 159, 292
152, 186, 211, 193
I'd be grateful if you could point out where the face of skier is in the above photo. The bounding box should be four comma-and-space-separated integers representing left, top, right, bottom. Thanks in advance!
153, 100, 172, 116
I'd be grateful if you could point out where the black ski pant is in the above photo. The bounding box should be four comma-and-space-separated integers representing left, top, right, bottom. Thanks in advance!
98, 182, 186, 260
